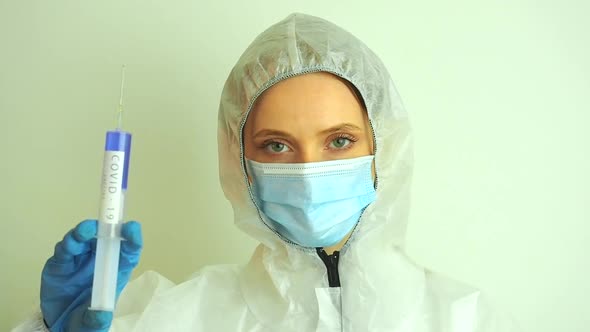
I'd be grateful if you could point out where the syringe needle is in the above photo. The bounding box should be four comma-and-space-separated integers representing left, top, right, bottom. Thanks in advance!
116, 65, 126, 130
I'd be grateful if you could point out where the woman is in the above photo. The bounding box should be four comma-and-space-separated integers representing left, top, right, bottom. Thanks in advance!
15, 13, 516, 332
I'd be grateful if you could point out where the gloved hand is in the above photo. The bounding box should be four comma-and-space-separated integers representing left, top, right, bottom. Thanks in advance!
40, 219, 143, 332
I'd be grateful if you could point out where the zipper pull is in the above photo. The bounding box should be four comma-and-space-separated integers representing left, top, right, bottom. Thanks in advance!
316, 248, 341, 287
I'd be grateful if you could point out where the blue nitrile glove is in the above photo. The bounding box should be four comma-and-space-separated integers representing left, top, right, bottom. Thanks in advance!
40, 219, 143, 332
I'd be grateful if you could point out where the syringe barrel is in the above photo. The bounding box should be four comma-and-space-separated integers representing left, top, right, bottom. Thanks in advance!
90, 130, 132, 311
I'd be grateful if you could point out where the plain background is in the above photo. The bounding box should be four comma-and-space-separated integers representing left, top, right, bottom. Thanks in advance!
1, 1, 588, 331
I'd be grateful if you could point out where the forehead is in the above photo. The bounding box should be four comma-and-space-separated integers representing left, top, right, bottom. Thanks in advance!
246, 72, 367, 131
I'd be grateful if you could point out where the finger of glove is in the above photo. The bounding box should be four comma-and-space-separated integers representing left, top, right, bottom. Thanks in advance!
119, 221, 142, 268
52, 220, 97, 263
81, 309, 113, 330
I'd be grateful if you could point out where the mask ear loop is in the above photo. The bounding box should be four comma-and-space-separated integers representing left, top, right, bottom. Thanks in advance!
244, 159, 253, 185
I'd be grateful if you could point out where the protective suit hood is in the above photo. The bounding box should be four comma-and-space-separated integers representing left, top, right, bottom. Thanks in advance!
214, 13, 426, 331
218, 13, 412, 252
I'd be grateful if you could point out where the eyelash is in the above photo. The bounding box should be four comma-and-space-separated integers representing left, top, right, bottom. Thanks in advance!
259, 134, 358, 154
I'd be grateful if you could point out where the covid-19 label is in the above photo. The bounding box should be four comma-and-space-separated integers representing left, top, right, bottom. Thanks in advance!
99, 151, 125, 224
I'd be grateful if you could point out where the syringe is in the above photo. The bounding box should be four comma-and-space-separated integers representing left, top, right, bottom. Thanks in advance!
90, 65, 132, 311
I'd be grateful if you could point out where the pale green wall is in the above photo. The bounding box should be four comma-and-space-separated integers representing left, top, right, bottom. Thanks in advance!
1, 1, 588, 331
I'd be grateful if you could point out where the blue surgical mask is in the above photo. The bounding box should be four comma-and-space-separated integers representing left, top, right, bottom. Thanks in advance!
246, 155, 376, 248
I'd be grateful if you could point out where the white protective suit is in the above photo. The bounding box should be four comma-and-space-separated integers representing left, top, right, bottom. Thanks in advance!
14, 13, 517, 332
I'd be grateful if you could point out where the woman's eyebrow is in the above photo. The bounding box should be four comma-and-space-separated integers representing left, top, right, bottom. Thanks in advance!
252, 129, 295, 140
319, 123, 363, 135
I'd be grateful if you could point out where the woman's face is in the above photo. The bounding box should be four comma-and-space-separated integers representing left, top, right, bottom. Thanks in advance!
244, 72, 373, 163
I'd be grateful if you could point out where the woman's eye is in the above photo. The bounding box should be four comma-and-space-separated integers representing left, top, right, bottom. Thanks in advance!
266, 142, 289, 153
330, 137, 351, 149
